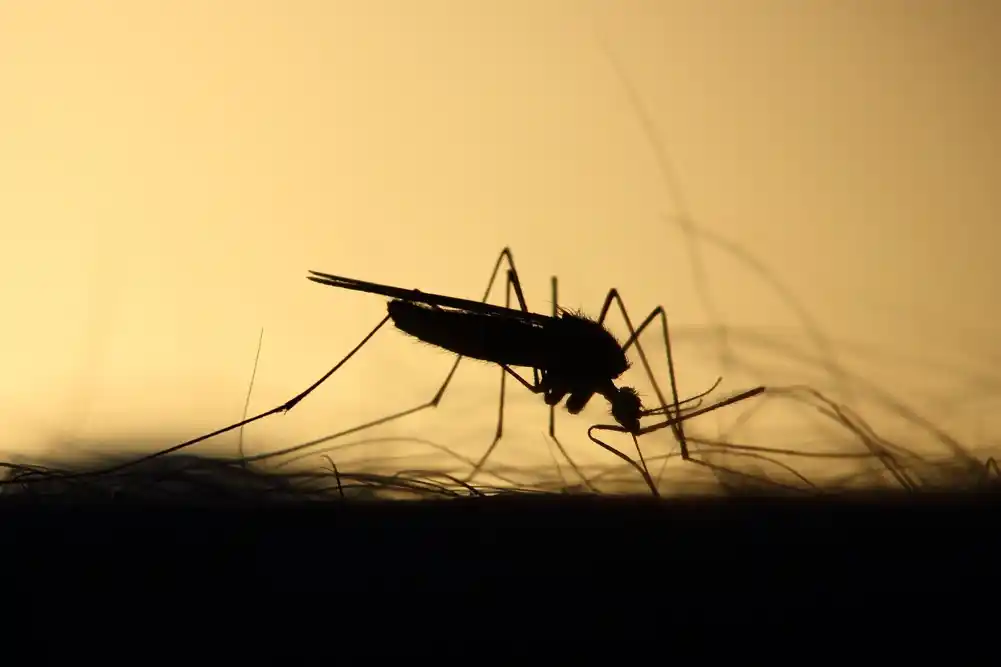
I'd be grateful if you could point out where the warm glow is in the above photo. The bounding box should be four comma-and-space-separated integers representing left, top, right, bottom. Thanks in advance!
1, 0, 998, 494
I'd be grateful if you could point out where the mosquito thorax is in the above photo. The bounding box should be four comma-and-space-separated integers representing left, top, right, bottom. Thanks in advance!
556, 310, 631, 380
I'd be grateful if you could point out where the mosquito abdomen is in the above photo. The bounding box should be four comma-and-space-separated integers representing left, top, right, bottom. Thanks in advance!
387, 300, 631, 389
387, 300, 548, 368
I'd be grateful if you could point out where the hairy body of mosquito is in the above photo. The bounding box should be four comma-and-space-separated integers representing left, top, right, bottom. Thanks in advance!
387, 299, 642, 432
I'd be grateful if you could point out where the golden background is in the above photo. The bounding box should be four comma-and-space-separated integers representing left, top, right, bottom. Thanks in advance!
1, 0, 998, 491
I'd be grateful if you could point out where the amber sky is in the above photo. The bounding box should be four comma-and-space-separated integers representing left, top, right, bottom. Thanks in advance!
1, 1, 998, 488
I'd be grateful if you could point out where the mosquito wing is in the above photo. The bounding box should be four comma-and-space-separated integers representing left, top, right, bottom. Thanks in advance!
307, 270, 552, 324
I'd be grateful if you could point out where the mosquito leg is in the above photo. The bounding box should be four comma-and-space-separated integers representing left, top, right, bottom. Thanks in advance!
462, 268, 518, 484
588, 290, 689, 493
595, 291, 688, 460
243, 384, 765, 495
503, 254, 542, 390
549, 276, 557, 437
586, 424, 661, 496
27, 314, 394, 481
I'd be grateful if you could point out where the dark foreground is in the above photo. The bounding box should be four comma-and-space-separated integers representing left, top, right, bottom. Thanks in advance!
2, 489, 998, 649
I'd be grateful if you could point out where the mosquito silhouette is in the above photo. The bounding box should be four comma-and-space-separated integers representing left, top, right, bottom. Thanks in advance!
36, 247, 762, 495
293, 247, 762, 493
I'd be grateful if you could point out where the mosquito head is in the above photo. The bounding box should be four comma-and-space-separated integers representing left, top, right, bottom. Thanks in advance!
603, 385, 642, 434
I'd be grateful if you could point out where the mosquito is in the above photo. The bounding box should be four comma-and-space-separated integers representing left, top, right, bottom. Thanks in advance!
37, 247, 761, 495
293, 247, 762, 494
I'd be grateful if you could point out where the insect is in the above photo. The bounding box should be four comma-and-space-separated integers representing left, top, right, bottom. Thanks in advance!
289, 247, 763, 494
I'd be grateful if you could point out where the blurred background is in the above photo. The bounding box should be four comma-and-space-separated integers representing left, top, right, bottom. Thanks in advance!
1, 0, 998, 492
